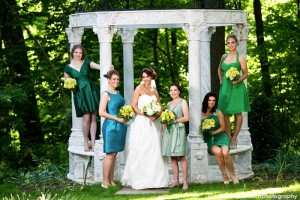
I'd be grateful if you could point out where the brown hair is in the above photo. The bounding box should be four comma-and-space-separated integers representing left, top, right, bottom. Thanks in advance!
141, 67, 157, 80
104, 70, 120, 79
70, 44, 85, 60
226, 34, 239, 45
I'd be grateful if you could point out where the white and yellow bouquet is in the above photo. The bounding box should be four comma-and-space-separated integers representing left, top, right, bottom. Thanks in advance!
161, 109, 176, 126
63, 77, 77, 90
201, 118, 215, 135
117, 105, 134, 121
142, 101, 161, 117
225, 67, 240, 81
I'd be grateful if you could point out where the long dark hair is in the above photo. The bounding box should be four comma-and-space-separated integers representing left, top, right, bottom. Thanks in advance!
141, 67, 157, 80
201, 92, 218, 113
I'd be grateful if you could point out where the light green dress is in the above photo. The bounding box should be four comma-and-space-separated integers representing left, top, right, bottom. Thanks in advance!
218, 52, 251, 114
161, 99, 188, 156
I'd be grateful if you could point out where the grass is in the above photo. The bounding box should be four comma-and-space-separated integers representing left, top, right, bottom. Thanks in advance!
1, 178, 299, 200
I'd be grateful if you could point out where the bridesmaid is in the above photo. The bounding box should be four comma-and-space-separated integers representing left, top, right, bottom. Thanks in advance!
64, 44, 101, 152
201, 92, 239, 184
99, 70, 127, 189
218, 34, 251, 148
161, 83, 189, 190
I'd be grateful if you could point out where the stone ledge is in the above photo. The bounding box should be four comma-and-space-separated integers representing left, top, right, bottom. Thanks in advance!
68, 146, 95, 156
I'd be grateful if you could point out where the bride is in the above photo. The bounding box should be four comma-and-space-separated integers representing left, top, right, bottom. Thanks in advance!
122, 67, 169, 190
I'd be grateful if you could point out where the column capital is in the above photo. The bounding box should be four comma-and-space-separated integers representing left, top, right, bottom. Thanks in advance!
182, 23, 206, 41
93, 26, 117, 43
117, 28, 137, 43
200, 26, 216, 42
66, 27, 84, 45
232, 24, 250, 41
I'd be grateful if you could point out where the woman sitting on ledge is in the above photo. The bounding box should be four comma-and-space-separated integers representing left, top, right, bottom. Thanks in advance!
201, 92, 239, 184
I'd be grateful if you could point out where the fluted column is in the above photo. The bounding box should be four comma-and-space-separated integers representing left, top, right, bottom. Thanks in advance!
65, 27, 84, 147
183, 23, 208, 183
200, 26, 216, 102
232, 24, 252, 147
93, 25, 117, 182
118, 28, 137, 104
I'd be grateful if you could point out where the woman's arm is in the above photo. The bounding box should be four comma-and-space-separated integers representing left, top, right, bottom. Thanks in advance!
218, 54, 226, 84
131, 86, 143, 116
233, 54, 248, 84
212, 110, 226, 135
64, 72, 70, 79
90, 61, 101, 70
99, 92, 125, 123
175, 99, 189, 123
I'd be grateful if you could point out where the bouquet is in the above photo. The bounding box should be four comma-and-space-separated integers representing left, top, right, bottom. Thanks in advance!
142, 101, 161, 117
117, 105, 134, 121
161, 109, 176, 126
63, 77, 77, 90
201, 118, 215, 135
225, 67, 240, 81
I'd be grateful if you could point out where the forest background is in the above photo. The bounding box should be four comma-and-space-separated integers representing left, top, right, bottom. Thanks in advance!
0, 0, 299, 185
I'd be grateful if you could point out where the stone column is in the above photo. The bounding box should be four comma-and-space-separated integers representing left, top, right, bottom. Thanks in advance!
117, 28, 137, 179
65, 27, 84, 147
200, 26, 216, 102
118, 28, 137, 105
92, 25, 117, 182
182, 23, 208, 183
232, 24, 252, 147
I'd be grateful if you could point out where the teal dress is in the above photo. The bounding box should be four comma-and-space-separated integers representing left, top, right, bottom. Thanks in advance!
64, 58, 100, 117
161, 99, 188, 156
102, 91, 127, 153
201, 111, 230, 155
218, 52, 251, 114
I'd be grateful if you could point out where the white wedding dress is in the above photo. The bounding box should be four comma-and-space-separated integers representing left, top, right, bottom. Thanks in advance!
122, 94, 169, 190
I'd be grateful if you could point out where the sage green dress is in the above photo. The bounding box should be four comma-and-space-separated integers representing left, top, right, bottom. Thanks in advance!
161, 99, 188, 156
64, 58, 100, 117
201, 111, 230, 155
218, 52, 251, 114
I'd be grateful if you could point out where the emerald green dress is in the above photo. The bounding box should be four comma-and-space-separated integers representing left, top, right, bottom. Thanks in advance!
64, 58, 100, 117
218, 52, 251, 114
161, 99, 188, 156
201, 111, 230, 155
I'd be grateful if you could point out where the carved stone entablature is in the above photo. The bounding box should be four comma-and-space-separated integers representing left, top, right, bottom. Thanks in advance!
68, 10, 247, 29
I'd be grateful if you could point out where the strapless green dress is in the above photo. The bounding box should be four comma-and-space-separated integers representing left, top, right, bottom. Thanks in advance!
218, 52, 251, 114
64, 58, 100, 117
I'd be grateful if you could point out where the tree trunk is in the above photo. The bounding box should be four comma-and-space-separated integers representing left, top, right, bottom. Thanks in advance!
1, 0, 43, 146
253, 0, 272, 97
201, 0, 225, 94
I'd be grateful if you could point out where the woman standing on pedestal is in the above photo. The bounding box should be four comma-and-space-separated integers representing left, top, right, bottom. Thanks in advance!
218, 34, 251, 149
161, 83, 189, 190
99, 70, 127, 188
64, 44, 102, 152
122, 67, 169, 190
201, 92, 239, 184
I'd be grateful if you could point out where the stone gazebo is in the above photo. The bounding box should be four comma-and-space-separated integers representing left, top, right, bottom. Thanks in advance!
66, 9, 253, 184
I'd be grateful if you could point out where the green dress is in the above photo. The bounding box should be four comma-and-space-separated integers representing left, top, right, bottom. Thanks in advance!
201, 111, 230, 155
218, 52, 251, 114
161, 99, 188, 156
64, 58, 100, 117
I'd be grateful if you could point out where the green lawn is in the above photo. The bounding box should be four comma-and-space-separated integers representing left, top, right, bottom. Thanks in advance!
1, 179, 299, 200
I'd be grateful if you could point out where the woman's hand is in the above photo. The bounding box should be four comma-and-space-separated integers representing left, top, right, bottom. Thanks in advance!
148, 116, 156, 121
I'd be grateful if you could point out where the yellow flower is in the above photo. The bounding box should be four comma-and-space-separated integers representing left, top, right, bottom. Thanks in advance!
201, 118, 215, 132
118, 105, 135, 121
160, 109, 175, 125
64, 78, 77, 90
225, 67, 239, 81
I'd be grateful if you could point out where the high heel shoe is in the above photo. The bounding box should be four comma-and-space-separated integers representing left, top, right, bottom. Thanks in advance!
230, 138, 237, 149
170, 181, 179, 188
101, 182, 109, 189
222, 173, 229, 185
232, 176, 239, 184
